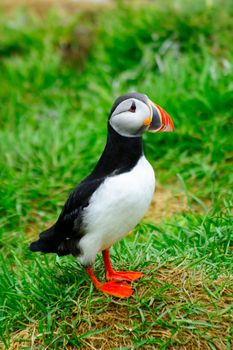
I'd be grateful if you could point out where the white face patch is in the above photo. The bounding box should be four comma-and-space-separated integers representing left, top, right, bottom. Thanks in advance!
109, 98, 151, 137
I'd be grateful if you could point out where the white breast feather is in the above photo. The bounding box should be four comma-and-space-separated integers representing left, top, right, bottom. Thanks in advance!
78, 156, 155, 265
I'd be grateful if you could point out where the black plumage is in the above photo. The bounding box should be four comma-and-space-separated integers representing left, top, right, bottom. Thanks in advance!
30, 93, 150, 257
29, 123, 143, 257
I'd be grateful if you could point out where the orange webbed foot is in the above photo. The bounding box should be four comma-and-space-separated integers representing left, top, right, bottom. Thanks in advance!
85, 266, 133, 298
106, 270, 144, 282
101, 280, 133, 298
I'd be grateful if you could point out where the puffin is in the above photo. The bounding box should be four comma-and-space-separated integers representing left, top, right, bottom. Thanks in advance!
29, 92, 174, 298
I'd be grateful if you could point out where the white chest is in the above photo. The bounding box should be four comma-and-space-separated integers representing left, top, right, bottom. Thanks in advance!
81, 156, 155, 253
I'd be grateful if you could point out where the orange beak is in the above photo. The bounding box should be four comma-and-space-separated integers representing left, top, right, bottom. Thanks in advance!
147, 101, 174, 133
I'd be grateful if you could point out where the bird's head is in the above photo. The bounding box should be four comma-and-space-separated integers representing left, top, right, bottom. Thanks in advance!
109, 92, 174, 137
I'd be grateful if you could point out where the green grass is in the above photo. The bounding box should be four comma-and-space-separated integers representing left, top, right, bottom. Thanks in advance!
0, 1, 233, 349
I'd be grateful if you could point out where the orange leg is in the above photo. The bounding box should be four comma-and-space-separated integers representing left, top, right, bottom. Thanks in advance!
85, 267, 133, 298
102, 250, 144, 282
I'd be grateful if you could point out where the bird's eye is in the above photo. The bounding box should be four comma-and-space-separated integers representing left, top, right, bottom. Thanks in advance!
129, 101, 136, 113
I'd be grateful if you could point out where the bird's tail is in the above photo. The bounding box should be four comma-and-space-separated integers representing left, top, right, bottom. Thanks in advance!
29, 225, 58, 253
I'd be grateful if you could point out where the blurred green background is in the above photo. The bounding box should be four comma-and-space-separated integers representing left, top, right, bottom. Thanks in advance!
0, 1, 232, 349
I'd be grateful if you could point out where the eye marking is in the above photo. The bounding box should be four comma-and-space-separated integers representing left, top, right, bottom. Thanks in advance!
129, 101, 136, 113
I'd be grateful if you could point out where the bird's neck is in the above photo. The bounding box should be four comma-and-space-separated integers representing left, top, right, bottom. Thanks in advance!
91, 124, 144, 178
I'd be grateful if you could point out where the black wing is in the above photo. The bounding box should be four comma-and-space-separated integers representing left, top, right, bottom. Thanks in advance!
29, 176, 104, 255
56, 177, 104, 236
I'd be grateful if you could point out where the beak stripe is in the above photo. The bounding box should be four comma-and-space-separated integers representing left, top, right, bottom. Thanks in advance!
154, 104, 162, 128
148, 100, 174, 133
